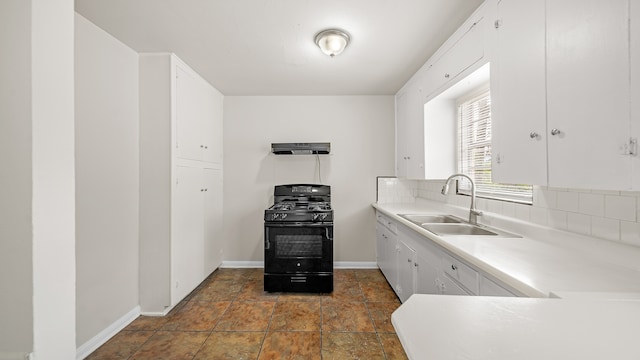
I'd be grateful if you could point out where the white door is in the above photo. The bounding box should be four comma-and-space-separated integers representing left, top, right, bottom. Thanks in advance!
173, 165, 205, 304
491, 0, 547, 185
546, 0, 631, 190
203, 167, 223, 274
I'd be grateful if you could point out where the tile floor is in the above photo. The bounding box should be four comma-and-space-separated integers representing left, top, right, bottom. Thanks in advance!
87, 268, 408, 359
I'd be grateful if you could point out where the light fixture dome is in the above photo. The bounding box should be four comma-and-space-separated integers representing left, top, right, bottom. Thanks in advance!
314, 29, 350, 57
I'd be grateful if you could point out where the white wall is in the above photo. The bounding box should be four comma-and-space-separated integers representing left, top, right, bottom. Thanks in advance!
0, 0, 35, 354
32, 0, 77, 357
0, 0, 78, 358
74, 13, 140, 347
223, 96, 395, 264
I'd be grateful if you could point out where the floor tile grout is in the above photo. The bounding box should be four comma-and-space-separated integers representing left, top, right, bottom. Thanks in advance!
88, 268, 406, 360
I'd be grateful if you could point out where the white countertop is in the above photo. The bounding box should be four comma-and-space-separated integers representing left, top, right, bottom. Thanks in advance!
375, 200, 640, 359
373, 200, 640, 297
392, 294, 640, 360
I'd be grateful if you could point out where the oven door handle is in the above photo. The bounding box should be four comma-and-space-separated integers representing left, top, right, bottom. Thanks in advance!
265, 227, 270, 249
325, 227, 333, 241
264, 222, 333, 228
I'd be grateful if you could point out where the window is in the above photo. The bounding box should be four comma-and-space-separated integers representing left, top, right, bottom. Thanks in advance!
457, 86, 533, 204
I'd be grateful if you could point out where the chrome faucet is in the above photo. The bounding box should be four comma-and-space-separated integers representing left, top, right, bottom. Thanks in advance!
441, 173, 483, 225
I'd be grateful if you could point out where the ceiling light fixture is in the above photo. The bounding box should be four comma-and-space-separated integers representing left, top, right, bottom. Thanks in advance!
314, 29, 350, 57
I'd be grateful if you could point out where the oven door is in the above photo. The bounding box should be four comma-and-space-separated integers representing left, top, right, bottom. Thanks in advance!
264, 222, 333, 274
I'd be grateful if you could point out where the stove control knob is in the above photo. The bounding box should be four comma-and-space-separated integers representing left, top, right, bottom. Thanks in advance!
281, 213, 288, 220
272, 213, 279, 221
320, 213, 328, 220
312, 213, 319, 221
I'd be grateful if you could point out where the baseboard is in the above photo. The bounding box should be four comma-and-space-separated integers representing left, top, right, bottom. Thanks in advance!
334, 262, 379, 269
220, 261, 378, 269
139, 306, 173, 317
0, 353, 32, 360
220, 261, 263, 268
76, 306, 140, 360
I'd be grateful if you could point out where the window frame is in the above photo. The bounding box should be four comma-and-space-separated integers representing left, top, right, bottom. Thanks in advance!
455, 85, 533, 205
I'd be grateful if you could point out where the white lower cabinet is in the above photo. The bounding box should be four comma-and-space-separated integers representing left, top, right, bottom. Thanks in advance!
397, 241, 417, 303
479, 275, 516, 297
415, 253, 440, 295
376, 213, 399, 287
376, 211, 520, 302
438, 275, 472, 296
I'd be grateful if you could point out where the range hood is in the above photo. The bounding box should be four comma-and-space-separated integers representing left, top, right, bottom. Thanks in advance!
271, 142, 331, 155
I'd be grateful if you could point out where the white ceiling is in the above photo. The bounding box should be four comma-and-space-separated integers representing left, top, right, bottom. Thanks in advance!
74, 0, 484, 96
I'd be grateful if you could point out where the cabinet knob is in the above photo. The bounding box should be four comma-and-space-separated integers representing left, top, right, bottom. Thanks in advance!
407, 259, 412, 263
550, 128, 561, 136
444, 73, 450, 79
200, 145, 204, 148
529, 132, 539, 139
451, 264, 457, 271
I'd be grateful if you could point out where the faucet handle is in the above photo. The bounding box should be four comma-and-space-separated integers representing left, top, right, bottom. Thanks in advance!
470, 209, 483, 216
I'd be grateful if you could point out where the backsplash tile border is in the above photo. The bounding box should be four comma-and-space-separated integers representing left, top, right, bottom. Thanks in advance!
377, 178, 640, 248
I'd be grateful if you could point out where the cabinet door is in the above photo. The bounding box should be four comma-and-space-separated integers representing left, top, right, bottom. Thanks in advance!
547, 0, 631, 190
632, 0, 640, 189
415, 252, 440, 295
395, 89, 425, 179
491, 0, 547, 185
201, 86, 223, 164
397, 241, 416, 303
173, 165, 205, 304
175, 66, 206, 161
439, 274, 471, 295
203, 168, 223, 274
479, 275, 516, 297
438, 17, 485, 86
377, 225, 397, 287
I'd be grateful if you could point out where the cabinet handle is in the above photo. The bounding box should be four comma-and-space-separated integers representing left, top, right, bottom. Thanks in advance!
444, 73, 450, 79
200, 145, 204, 148
550, 129, 561, 136
529, 132, 539, 139
407, 259, 412, 263
451, 264, 457, 271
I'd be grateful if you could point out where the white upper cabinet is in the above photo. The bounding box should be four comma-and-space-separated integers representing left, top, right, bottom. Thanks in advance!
632, 0, 640, 187
491, 0, 547, 185
396, 88, 426, 179
395, 3, 488, 179
429, 16, 485, 92
176, 65, 223, 164
546, 0, 632, 190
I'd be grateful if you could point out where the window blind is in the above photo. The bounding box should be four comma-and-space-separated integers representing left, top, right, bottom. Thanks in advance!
457, 87, 533, 204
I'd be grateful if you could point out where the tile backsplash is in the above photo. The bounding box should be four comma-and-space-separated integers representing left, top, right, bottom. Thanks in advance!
377, 177, 640, 248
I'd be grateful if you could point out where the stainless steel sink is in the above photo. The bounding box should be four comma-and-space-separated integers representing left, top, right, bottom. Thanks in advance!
421, 223, 522, 238
421, 223, 498, 236
399, 213, 522, 238
399, 214, 464, 224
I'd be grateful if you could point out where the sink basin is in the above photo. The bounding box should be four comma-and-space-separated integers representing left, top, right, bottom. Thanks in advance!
422, 223, 498, 236
399, 214, 464, 224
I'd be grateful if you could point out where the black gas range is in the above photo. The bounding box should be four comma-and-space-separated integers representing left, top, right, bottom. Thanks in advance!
263, 184, 333, 293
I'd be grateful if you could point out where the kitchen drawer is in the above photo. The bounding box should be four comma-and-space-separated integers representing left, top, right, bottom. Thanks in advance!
442, 252, 478, 294
376, 212, 398, 234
